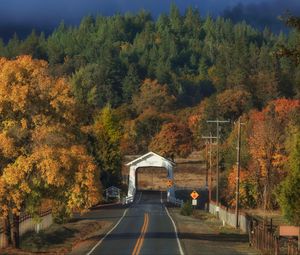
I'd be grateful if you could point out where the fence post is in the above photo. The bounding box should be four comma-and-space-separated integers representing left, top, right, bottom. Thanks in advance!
275, 236, 280, 255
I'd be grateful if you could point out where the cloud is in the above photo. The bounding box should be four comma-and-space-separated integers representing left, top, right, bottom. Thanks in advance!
0, 0, 299, 41
222, 0, 300, 32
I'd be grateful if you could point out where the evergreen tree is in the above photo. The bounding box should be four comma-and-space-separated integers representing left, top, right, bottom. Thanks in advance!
122, 65, 141, 102
6, 33, 20, 58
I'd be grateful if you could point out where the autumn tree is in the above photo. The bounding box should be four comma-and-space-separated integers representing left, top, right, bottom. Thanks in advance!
248, 99, 300, 210
0, 56, 101, 248
133, 79, 176, 114
225, 166, 257, 209
93, 105, 122, 188
220, 115, 255, 208
217, 89, 252, 120
249, 71, 279, 107
277, 117, 300, 224
149, 122, 193, 158
120, 108, 175, 155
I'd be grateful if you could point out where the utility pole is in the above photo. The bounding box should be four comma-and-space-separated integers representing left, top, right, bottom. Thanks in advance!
235, 117, 244, 229
202, 133, 217, 211
207, 120, 230, 206
205, 140, 208, 188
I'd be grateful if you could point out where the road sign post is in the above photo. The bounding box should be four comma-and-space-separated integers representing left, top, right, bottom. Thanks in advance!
190, 191, 199, 209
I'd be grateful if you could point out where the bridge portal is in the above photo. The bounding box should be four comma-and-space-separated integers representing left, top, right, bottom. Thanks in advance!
126, 151, 175, 199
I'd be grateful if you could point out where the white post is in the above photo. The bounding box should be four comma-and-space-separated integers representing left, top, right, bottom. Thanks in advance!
128, 166, 136, 197
35, 223, 40, 234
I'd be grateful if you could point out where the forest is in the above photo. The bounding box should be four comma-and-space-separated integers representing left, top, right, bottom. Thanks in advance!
0, 5, 299, 247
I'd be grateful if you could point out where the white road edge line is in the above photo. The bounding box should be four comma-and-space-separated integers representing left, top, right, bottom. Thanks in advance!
86, 208, 129, 255
164, 206, 185, 255
160, 191, 163, 204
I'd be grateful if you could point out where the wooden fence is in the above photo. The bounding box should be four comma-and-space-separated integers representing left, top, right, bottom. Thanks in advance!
209, 201, 299, 255
249, 219, 299, 255
249, 221, 280, 255
287, 240, 299, 255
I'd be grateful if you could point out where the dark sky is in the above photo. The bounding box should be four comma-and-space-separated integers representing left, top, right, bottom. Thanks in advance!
0, 0, 299, 40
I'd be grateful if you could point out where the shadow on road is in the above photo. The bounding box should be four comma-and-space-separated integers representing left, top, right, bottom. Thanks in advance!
83, 230, 247, 243
178, 232, 249, 242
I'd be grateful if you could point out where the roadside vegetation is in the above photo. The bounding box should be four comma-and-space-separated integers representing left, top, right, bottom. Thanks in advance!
180, 201, 194, 216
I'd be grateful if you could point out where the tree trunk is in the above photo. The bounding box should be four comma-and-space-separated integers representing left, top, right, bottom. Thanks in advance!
3, 214, 11, 246
11, 214, 20, 249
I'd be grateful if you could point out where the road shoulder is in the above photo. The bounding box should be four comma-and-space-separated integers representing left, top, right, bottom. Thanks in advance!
70, 204, 127, 255
168, 207, 260, 255
0, 204, 126, 255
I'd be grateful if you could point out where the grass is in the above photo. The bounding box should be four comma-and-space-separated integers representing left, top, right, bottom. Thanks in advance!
192, 210, 243, 234
246, 208, 288, 226
20, 224, 78, 252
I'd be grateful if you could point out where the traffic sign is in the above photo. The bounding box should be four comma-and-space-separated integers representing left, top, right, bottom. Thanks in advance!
192, 199, 197, 206
167, 179, 173, 188
190, 191, 199, 200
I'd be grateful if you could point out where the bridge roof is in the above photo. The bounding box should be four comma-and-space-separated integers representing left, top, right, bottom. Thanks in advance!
125, 151, 175, 166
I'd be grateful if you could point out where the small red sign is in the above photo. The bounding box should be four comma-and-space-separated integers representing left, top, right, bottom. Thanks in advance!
279, 226, 299, 237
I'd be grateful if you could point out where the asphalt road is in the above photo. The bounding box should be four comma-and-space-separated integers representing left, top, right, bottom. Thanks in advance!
87, 191, 183, 255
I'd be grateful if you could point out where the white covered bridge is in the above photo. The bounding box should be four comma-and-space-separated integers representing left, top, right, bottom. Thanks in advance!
125, 151, 182, 206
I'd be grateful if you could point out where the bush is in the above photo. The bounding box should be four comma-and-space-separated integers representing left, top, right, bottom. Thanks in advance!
180, 201, 193, 216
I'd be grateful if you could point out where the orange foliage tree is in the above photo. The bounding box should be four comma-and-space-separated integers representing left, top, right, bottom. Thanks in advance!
248, 99, 300, 210
216, 89, 252, 120
0, 56, 101, 247
225, 166, 257, 208
149, 122, 193, 158
133, 79, 176, 114
120, 108, 176, 154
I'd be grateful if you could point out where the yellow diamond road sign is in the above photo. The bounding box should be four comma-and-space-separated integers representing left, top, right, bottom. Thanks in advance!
167, 180, 173, 188
190, 191, 199, 200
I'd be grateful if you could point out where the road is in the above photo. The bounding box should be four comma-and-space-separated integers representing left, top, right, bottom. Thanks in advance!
87, 191, 183, 255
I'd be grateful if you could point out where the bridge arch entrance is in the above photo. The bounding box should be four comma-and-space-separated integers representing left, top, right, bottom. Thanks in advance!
135, 166, 166, 191
126, 151, 175, 199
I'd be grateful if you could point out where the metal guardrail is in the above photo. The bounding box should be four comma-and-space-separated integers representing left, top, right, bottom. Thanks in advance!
123, 188, 136, 205
124, 195, 134, 204
168, 196, 184, 207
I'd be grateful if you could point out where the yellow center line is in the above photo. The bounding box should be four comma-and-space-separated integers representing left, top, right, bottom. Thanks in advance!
136, 213, 148, 255
132, 213, 149, 255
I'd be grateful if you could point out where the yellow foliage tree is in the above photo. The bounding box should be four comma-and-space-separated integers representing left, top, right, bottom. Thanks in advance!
0, 56, 101, 248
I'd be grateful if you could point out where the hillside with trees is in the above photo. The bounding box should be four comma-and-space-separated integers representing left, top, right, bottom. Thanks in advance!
0, 5, 299, 234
